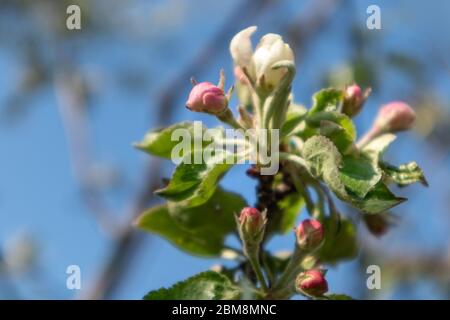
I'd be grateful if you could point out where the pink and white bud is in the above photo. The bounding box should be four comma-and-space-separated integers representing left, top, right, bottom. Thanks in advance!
230, 26, 294, 90
186, 82, 228, 114
342, 84, 370, 117
296, 269, 328, 297
239, 207, 264, 237
296, 219, 324, 252
374, 101, 416, 132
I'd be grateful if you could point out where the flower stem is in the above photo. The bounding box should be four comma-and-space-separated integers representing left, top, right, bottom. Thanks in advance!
216, 107, 244, 130
285, 164, 315, 215
246, 249, 269, 292
356, 126, 380, 149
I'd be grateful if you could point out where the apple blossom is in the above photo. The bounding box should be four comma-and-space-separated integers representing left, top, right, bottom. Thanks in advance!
230, 26, 294, 90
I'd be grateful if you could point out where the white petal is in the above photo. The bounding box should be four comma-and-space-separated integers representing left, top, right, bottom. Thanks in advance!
254, 38, 284, 79
229, 26, 257, 69
253, 35, 295, 88
255, 33, 282, 50
281, 43, 294, 61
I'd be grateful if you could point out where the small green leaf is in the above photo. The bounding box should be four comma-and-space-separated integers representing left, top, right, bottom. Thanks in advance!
266, 60, 296, 129
302, 136, 404, 215
362, 133, 396, 161
156, 152, 235, 207
381, 161, 428, 187
309, 88, 343, 115
340, 154, 381, 198
307, 111, 356, 153
351, 182, 406, 214
271, 193, 305, 234
307, 112, 356, 140
136, 187, 246, 256
318, 217, 358, 264
136, 205, 224, 256
167, 187, 247, 233
302, 135, 347, 199
135, 122, 205, 159
144, 271, 240, 300
280, 104, 307, 138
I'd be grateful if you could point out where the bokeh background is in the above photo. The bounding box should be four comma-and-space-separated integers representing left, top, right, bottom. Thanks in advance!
0, 0, 449, 299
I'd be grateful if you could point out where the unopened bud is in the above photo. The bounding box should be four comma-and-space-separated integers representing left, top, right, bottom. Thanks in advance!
296, 269, 328, 297
342, 84, 370, 117
186, 82, 228, 114
296, 219, 324, 252
239, 207, 265, 238
374, 101, 416, 132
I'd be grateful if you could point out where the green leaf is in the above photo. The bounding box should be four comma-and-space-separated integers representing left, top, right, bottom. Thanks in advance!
307, 112, 356, 140
135, 122, 205, 159
280, 104, 307, 138
307, 111, 356, 153
167, 187, 247, 233
362, 133, 396, 161
381, 161, 428, 187
266, 60, 296, 129
136, 187, 246, 256
271, 193, 305, 234
302, 135, 347, 199
318, 217, 358, 264
156, 152, 235, 207
135, 205, 226, 256
144, 271, 240, 300
309, 88, 343, 115
340, 154, 381, 198
351, 182, 406, 214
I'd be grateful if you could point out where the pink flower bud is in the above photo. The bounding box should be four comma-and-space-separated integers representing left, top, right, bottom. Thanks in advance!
296, 219, 324, 251
374, 101, 416, 132
186, 82, 228, 114
296, 270, 328, 297
239, 207, 264, 236
342, 84, 370, 117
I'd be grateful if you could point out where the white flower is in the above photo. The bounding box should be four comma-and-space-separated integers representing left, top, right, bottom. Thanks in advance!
230, 26, 294, 90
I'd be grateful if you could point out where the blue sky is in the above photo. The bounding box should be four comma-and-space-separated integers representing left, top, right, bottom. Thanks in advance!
0, 0, 449, 299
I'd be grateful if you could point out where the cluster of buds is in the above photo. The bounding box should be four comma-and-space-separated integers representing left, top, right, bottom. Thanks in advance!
296, 269, 328, 297
342, 84, 371, 118
295, 219, 324, 252
185, 26, 297, 133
